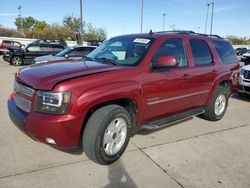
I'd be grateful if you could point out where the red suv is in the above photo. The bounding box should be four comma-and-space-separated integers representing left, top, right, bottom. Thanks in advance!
8, 31, 239, 165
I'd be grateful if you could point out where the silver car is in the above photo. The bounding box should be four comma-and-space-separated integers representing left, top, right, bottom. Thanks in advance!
33, 45, 96, 64
238, 65, 250, 97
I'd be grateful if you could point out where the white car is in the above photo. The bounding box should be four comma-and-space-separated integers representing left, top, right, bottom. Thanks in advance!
238, 65, 250, 96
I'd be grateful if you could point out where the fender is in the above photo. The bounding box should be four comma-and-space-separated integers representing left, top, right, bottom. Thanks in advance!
72, 80, 144, 126
205, 69, 237, 105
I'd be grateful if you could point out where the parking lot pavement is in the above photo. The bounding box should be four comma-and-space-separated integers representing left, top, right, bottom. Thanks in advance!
0, 57, 250, 188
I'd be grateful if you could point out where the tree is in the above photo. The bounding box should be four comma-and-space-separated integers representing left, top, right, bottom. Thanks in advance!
12, 15, 107, 41
15, 16, 36, 32
63, 16, 82, 32
84, 23, 107, 42
226, 35, 250, 45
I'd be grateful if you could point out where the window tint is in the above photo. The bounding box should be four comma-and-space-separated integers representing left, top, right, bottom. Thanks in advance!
212, 41, 237, 64
152, 38, 188, 67
3, 40, 11, 44
190, 39, 212, 66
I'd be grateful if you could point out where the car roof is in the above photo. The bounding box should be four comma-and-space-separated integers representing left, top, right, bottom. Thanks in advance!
117, 30, 226, 42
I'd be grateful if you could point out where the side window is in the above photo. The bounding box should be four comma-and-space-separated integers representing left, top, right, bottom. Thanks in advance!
68, 48, 85, 57
212, 41, 237, 64
190, 39, 213, 66
152, 38, 188, 67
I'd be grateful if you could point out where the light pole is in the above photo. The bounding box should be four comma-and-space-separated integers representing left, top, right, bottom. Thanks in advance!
79, 0, 83, 44
204, 3, 210, 34
18, 5, 24, 35
140, 0, 144, 33
210, 2, 214, 35
162, 13, 166, 31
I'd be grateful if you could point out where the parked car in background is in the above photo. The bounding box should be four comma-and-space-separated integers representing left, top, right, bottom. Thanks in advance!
235, 47, 248, 56
240, 50, 250, 65
238, 64, 250, 97
33, 45, 96, 64
8, 31, 239, 165
30, 39, 68, 48
0, 40, 23, 54
3, 42, 65, 66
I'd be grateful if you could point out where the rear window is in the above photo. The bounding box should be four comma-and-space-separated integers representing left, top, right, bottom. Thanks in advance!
212, 41, 237, 64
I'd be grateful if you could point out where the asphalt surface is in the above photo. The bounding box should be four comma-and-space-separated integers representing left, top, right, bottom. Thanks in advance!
0, 57, 250, 188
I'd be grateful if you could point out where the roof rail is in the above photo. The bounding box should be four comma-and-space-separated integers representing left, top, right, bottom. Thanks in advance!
153, 30, 223, 39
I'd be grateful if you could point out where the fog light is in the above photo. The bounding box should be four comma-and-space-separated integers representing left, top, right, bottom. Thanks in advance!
45, 138, 56, 145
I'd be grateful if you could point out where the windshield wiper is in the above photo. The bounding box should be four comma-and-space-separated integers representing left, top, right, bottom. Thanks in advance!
95, 57, 119, 66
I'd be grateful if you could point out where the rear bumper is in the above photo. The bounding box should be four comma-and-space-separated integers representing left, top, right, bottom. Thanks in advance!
8, 99, 84, 148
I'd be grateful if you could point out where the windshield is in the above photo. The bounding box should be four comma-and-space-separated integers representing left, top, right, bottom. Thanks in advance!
87, 36, 154, 66
55, 47, 73, 57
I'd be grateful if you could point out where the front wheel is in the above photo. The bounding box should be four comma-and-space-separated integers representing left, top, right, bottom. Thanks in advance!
11, 56, 23, 66
82, 105, 131, 165
202, 86, 229, 121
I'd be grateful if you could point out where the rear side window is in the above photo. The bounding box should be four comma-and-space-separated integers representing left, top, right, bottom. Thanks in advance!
190, 39, 212, 66
212, 41, 237, 64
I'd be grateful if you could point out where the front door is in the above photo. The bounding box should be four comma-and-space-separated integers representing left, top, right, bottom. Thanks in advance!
143, 38, 195, 122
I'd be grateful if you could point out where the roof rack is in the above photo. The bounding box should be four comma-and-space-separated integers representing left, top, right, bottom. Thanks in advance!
152, 30, 223, 39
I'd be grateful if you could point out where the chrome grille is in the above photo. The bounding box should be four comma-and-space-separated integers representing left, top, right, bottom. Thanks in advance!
14, 81, 34, 97
14, 95, 31, 112
244, 70, 250, 79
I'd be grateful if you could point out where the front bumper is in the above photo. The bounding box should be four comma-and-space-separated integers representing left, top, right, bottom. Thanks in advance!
3, 54, 11, 62
8, 99, 84, 148
238, 76, 250, 95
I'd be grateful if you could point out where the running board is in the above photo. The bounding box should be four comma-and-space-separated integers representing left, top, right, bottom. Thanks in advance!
140, 107, 205, 130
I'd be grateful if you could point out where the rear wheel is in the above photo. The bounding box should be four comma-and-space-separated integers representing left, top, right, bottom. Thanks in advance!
202, 86, 229, 121
82, 105, 131, 165
11, 56, 23, 66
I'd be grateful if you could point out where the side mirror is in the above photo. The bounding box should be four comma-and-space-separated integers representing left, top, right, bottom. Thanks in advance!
153, 56, 178, 69
65, 54, 69, 58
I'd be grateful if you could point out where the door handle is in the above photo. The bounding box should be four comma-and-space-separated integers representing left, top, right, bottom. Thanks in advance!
182, 74, 192, 79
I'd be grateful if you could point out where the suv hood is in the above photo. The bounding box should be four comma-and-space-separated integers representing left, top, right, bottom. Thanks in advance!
16, 60, 122, 90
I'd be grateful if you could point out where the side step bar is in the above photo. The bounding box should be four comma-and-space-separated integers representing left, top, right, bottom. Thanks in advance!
140, 107, 205, 130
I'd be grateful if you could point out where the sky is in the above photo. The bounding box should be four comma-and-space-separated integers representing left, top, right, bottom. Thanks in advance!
0, 0, 249, 38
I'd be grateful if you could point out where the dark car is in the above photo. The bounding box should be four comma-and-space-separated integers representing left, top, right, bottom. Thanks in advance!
235, 47, 248, 56
33, 45, 96, 64
0, 40, 23, 54
3, 42, 64, 66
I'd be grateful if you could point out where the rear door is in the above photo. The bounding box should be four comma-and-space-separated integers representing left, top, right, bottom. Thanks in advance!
52, 44, 64, 55
186, 39, 218, 106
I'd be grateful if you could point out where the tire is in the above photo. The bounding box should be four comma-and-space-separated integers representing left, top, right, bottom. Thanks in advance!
202, 86, 229, 121
11, 56, 23, 66
82, 105, 131, 165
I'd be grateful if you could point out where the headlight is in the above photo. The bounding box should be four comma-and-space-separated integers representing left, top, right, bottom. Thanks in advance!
35, 91, 71, 114
240, 68, 245, 75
